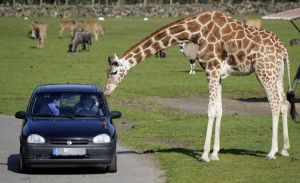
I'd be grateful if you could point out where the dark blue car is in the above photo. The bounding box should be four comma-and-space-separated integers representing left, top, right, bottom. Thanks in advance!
15, 84, 121, 173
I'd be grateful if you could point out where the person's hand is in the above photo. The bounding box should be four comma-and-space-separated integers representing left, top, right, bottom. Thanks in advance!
54, 99, 61, 107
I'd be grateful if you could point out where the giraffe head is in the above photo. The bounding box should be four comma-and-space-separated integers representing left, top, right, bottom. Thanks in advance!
104, 54, 129, 96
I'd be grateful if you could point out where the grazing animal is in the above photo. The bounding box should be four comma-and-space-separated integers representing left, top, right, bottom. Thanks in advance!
73, 20, 104, 41
58, 20, 76, 38
155, 49, 167, 58
243, 18, 262, 28
290, 38, 300, 46
179, 42, 199, 74
29, 22, 47, 48
104, 11, 296, 162
69, 31, 92, 52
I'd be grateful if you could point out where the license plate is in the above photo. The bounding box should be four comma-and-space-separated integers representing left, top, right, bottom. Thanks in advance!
53, 148, 86, 156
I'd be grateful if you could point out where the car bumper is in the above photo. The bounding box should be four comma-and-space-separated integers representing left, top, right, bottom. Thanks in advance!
20, 137, 117, 168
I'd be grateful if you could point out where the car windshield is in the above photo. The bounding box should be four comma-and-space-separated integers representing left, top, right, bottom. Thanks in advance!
31, 92, 107, 117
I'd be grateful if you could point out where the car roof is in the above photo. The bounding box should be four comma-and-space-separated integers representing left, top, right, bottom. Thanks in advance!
34, 84, 103, 93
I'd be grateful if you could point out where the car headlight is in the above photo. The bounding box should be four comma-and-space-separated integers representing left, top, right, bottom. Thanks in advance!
93, 134, 111, 143
27, 134, 45, 144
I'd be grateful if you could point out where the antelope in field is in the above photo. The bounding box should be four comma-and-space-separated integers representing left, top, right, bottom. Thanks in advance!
29, 21, 47, 48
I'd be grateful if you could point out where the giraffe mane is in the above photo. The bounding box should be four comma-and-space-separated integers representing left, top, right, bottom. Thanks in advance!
122, 12, 205, 57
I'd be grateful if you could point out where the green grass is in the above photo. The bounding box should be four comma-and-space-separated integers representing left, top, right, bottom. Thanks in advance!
0, 15, 300, 182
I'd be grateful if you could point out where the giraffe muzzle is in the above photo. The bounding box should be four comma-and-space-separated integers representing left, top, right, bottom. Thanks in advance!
104, 84, 117, 96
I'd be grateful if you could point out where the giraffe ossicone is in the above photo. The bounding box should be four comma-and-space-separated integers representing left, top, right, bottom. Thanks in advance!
105, 10, 296, 162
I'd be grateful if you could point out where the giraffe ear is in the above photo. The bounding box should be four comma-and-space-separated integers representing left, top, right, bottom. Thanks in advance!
108, 55, 114, 65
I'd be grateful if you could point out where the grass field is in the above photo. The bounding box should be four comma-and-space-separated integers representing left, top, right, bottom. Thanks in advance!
0, 14, 300, 182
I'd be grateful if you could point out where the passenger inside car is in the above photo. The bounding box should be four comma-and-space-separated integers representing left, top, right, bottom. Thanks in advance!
38, 95, 61, 116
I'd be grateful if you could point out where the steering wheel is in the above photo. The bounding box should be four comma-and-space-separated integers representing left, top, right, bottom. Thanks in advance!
76, 109, 96, 116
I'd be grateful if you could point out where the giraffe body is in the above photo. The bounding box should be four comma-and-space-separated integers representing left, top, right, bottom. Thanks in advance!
105, 10, 295, 161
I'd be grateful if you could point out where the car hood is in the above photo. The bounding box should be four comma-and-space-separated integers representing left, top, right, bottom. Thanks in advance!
27, 118, 109, 139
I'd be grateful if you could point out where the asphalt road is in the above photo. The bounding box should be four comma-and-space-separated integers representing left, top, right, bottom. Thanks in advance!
0, 115, 165, 183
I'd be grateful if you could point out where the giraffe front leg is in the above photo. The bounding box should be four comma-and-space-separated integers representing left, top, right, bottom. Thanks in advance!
210, 80, 222, 161
199, 73, 220, 162
199, 114, 214, 162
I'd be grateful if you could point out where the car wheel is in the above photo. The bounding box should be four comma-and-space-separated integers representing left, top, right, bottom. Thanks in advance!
19, 151, 29, 173
106, 150, 117, 173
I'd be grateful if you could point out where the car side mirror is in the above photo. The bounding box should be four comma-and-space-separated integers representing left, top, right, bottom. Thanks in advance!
15, 111, 26, 119
110, 111, 121, 119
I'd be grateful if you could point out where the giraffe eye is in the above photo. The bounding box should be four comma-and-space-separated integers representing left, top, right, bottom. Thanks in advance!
111, 61, 119, 67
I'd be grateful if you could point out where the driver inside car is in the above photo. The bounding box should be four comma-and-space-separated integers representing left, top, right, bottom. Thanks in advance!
74, 94, 101, 115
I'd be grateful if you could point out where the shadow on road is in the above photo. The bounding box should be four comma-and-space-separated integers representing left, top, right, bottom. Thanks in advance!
143, 147, 267, 160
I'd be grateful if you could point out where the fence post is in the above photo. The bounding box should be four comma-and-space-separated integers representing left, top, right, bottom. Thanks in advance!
292, 65, 300, 92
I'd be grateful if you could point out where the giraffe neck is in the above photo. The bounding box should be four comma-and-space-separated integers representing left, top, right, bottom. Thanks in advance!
120, 13, 203, 68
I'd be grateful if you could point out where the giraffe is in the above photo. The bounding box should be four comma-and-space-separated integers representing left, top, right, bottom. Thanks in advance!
104, 10, 296, 162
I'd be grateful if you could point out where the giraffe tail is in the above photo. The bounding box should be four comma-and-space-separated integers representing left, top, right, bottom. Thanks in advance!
284, 52, 297, 120
287, 91, 297, 120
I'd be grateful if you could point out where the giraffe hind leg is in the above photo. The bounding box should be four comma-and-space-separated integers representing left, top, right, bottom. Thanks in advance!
280, 98, 290, 157
278, 69, 290, 157
256, 69, 282, 160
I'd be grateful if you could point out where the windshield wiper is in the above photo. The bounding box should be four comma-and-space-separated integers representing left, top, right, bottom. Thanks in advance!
32, 114, 78, 119
74, 114, 104, 118
59, 114, 76, 119
32, 114, 55, 118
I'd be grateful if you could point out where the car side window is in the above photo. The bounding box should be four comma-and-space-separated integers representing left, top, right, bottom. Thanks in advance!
32, 94, 52, 116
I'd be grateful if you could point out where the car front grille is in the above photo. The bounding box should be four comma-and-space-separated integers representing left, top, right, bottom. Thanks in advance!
49, 139, 90, 145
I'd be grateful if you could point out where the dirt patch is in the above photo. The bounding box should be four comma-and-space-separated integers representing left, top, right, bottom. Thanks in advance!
115, 119, 135, 132
152, 97, 299, 116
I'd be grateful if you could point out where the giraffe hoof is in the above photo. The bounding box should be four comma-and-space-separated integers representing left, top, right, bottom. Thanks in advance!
210, 155, 220, 161
265, 155, 276, 160
280, 149, 290, 157
198, 156, 210, 162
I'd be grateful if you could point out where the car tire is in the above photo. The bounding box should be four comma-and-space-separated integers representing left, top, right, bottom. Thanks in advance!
19, 151, 29, 174
106, 150, 117, 173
